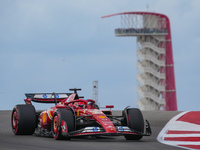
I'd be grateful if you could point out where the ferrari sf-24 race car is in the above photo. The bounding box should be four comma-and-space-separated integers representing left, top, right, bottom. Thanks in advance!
11, 88, 151, 140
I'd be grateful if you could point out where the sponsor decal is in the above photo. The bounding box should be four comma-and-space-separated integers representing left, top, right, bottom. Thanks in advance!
98, 116, 106, 119
83, 127, 101, 133
92, 127, 99, 132
33, 94, 68, 99
89, 109, 103, 114
55, 94, 59, 98
43, 94, 47, 98
47, 110, 53, 120
118, 127, 124, 132
42, 112, 47, 124
77, 110, 80, 116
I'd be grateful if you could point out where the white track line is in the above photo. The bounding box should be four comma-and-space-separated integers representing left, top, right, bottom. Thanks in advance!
165, 120, 200, 131
157, 111, 189, 142
164, 134, 200, 137
157, 111, 200, 150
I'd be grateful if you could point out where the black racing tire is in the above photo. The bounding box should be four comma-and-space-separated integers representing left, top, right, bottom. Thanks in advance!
52, 109, 75, 140
11, 104, 36, 135
124, 108, 144, 140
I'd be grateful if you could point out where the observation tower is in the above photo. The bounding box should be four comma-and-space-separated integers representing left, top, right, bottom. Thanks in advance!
102, 12, 177, 111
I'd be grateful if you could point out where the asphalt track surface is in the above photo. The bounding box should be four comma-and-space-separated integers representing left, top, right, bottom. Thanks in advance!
0, 110, 183, 150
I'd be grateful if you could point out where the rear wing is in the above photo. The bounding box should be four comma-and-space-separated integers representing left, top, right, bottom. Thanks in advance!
25, 93, 72, 103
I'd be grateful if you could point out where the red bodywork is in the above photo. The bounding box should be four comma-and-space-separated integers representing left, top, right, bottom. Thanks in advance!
23, 91, 151, 138
31, 93, 119, 135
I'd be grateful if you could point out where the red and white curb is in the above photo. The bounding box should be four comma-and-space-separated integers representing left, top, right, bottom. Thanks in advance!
157, 111, 200, 150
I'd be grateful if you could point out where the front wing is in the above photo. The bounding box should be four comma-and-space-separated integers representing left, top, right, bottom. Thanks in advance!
62, 120, 151, 137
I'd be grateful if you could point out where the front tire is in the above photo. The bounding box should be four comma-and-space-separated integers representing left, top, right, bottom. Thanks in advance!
52, 109, 75, 140
124, 108, 144, 140
11, 104, 36, 135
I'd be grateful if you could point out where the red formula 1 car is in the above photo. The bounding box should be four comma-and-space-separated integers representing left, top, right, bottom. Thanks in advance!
11, 88, 151, 140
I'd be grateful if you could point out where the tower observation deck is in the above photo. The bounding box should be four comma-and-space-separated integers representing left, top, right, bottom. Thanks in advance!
102, 12, 177, 111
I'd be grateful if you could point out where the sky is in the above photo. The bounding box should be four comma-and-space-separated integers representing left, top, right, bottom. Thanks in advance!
0, 0, 200, 111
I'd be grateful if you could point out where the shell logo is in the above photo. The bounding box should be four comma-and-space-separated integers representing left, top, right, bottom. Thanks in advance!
42, 112, 47, 124
98, 116, 106, 119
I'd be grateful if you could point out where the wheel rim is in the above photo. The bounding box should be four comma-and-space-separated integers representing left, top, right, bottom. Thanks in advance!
53, 116, 58, 134
12, 109, 19, 134
12, 111, 17, 128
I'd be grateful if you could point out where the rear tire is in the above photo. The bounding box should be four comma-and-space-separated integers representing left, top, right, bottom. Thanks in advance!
52, 109, 75, 140
124, 108, 144, 140
11, 104, 36, 135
